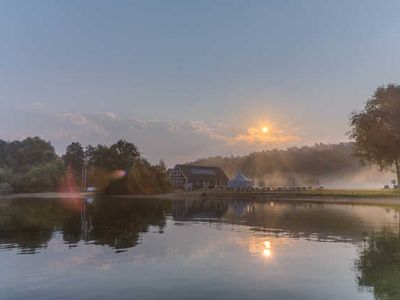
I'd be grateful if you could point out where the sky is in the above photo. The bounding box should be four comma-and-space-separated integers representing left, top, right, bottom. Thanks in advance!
1, 0, 400, 166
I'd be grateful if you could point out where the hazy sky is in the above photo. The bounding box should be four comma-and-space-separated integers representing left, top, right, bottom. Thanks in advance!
1, 0, 400, 165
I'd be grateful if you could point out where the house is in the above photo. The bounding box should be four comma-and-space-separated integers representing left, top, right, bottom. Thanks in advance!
169, 164, 229, 190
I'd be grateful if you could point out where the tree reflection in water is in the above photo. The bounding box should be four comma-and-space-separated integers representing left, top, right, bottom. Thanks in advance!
87, 197, 169, 251
0, 197, 170, 254
355, 231, 400, 300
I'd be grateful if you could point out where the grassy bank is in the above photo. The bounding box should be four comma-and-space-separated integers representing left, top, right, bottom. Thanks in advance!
303, 189, 400, 198
1, 189, 400, 206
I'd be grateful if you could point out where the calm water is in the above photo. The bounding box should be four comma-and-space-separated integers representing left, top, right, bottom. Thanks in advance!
0, 197, 400, 300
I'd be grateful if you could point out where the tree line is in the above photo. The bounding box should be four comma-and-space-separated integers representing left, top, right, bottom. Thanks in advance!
0, 138, 170, 194
190, 142, 364, 186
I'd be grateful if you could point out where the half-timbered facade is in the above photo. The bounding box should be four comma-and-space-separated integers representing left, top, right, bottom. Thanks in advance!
168, 165, 229, 190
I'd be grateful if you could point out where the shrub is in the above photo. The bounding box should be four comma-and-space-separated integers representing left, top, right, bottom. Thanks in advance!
0, 182, 13, 195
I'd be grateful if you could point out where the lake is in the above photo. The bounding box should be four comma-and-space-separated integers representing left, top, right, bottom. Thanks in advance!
0, 197, 399, 300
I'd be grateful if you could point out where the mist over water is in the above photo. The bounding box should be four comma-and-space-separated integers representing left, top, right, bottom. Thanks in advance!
320, 169, 393, 189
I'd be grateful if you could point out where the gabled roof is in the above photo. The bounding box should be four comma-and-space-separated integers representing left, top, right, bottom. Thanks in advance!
176, 164, 229, 182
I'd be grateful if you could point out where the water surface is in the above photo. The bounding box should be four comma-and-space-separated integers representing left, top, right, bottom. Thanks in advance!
0, 197, 399, 299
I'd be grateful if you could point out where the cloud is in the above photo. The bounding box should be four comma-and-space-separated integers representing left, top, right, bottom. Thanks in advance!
0, 106, 302, 166
60, 113, 106, 135
101, 112, 118, 120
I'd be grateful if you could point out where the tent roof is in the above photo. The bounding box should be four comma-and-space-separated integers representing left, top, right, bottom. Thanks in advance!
231, 172, 252, 182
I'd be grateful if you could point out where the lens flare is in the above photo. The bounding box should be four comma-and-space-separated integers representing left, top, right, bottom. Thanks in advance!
111, 170, 127, 179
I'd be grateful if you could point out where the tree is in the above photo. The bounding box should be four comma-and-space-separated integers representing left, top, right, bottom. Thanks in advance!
63, 142, 85, 176
87, 139, 140, 171
5, 137, 57, 172
12, 161, 65, 193
0, 137, 63, 193
84, 140, 170, 195
86, 140, 140, 171
0, 140, 7, 167
349, 84, 400, 186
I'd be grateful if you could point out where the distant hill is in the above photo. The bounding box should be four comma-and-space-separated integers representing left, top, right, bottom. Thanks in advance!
189, 143, 384, 187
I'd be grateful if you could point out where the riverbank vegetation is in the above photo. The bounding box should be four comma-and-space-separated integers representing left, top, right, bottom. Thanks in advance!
304, 189, 400, 198
0, 137, 64, 194
0, 137, 170, 195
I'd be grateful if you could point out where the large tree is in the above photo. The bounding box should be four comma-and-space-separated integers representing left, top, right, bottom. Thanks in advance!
349, 84, 400, 186
86, 139, 140, 171
84, 140, 171, 194
63, 142, 85, 176
4, 137, 57, 172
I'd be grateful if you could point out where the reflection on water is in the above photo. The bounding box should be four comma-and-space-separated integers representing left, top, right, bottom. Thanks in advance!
0, 197, 169, 254
263, 240, 272, 257
0, 197, 399, 299
355, 232, 400, 300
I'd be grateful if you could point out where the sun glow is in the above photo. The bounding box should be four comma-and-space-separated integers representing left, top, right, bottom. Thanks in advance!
234, 121, 299, 144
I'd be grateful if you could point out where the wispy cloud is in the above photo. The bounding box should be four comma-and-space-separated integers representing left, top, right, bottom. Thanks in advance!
0, 104, 302, 165
60, 113, 106, 135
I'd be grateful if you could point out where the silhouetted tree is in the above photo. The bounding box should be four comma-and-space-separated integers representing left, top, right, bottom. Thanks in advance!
87, 139, 140, 171
12, 161, 65, 193
0, 137, 63, 193
0, 140, 7, 168
5, 137, 57, 172
63, 142, 85, 176
85, 140, 170, 195
349, 84, 400, 186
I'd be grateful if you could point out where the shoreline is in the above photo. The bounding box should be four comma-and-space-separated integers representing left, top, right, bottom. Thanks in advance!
1, 190, 400, 206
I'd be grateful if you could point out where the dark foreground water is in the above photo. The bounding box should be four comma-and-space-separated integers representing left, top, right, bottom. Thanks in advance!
0, 197, 400, 300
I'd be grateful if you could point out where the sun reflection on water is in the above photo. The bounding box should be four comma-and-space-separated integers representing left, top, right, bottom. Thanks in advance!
263, 240, 272, 257
263, 248, 272, 257
242, 236, 275, 259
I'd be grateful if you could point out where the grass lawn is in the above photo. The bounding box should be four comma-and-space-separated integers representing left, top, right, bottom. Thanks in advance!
304, 189, 400, 197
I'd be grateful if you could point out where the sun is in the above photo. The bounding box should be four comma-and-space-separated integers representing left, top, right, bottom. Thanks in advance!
262, 126, 269, 133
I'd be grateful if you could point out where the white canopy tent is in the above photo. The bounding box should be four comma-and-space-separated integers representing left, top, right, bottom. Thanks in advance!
228, 172, 253, 188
